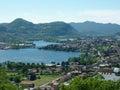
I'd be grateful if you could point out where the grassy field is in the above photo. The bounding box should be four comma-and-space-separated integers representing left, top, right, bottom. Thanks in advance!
7, 72, 18, 76
21, 75, 60, 87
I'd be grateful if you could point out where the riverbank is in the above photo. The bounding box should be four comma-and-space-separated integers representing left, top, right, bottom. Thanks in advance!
0, 42, 11, 49
0, 42, 35, 50
39, 44, 80, 52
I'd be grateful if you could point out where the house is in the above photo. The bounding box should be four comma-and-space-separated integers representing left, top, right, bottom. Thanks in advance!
69, 64, 84, 71
79, 73, 87, 78
51, 81, 59, 90
43, 70, 52, 75
40, 81, 59, 90
69, 62, 79, 65
99, 68, 113, 74
113, 67, 120, 76
28, 68, 39, 73
71, 70, 82, 76
60, 73, 72, 82
40, 85, 53, 90
21, 82, 34, 88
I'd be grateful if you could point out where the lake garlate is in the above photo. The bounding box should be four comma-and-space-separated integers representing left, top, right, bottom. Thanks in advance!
0, 41, 80, 64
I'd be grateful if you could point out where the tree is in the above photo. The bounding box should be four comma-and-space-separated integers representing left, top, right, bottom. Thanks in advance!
14, 76, 21, 83
40, 62, 46, 69
94, 74, 104, 80
60, 84, 69, 90
29, 73, 36, 81
0, 67, 18, 90
60, 76, 120, 90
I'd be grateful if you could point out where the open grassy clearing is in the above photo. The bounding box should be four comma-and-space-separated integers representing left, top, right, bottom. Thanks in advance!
21, 75, 60, 87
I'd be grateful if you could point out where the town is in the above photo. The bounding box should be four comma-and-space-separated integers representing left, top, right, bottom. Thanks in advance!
0, 36, 120, 90
0, 0, 120, 90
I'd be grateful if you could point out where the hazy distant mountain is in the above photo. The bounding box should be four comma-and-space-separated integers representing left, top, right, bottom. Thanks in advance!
1, 18, 120, 42
0, 18, 79, 41
70, 21, 120, 35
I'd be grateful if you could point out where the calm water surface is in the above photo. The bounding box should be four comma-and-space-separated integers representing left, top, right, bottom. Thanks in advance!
0, 41, 80, 64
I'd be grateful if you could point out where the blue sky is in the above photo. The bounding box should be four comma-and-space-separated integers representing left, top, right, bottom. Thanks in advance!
0, 0, 120, 24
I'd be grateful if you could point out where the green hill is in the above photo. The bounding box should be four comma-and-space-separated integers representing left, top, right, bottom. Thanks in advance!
0, 18, 79, 41
1, 18, 120, 42
70, 21, 120, 36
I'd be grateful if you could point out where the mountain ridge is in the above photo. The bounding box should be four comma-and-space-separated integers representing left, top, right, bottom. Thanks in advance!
70, 21, 120, 35
0, 18, 79, 41
0, 18, 120, 41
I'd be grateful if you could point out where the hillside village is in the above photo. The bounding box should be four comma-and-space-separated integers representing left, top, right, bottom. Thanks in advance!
0, 36, 120, 90
36, 37, 120, 90
0, 0, 120, 90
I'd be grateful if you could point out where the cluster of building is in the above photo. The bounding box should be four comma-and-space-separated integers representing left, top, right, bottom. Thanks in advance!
0, 42, 11, 49
20, 57, 120, 90
11, 37, 120, 90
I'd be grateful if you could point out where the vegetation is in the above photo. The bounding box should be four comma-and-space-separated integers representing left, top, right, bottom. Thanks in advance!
1, 17, 120, 90
60, 76, 120, 90
68, 53, 99, 65
21, 75, 60, 87
0, 62, 61, 89
70, 21, 120, 36
39, 44, 79, 52
1, 18, 120, 42
0, 18, 79, 42
0, 67, 20, 90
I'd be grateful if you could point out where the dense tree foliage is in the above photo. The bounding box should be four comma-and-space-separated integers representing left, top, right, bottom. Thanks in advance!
68, 53, 98, 65
60, 76, 120, 90
28, 73, 37, 81
0, 67, 18, 90
4, 61, 46, 71
0, 18, 79, 42
39, 44, 79, 52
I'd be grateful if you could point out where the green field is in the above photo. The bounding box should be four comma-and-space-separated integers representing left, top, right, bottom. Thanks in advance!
21, 75, 60, 87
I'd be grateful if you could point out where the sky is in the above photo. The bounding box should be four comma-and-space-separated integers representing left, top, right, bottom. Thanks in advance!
0, 0, 120, 24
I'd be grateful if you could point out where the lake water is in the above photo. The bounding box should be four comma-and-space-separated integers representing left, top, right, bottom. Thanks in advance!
0, 41, 80, 64
33, 40, 60, 48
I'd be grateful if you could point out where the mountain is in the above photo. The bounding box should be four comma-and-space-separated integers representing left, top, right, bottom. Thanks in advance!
1, 18, 120, 42
7, 18, 34, 30
0, 18, 79, 41
70, 21, 120, 35
35, 22, 78, 36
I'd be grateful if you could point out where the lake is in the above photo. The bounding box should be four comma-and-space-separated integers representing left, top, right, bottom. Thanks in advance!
0, 41, 80, 64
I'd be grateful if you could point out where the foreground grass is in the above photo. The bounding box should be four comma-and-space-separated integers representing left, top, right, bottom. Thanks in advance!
21, 74, 60, 87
